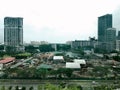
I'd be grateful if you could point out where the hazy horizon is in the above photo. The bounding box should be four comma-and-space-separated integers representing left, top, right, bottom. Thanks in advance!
1, 0, 120, 43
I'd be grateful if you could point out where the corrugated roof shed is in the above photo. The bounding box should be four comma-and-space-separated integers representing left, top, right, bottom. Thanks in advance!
74, 59, 86, 64
0, 57, 15, 64
66, 62, 81, 69
53, 56, 64, 60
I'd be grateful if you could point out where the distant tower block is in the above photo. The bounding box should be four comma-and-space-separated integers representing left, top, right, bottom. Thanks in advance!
4, 17, 24, 52
98, 14, 112, 42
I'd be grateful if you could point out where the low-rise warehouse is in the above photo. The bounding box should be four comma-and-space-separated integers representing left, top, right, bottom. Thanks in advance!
66, 62, 81, 69
53, 56, 64, 63
73, 59, 86, 64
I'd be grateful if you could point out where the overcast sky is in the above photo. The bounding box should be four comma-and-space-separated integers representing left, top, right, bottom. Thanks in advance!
0, 0, 120, 43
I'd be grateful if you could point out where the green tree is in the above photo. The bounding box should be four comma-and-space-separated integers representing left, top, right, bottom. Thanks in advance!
6, 46, 16, 53
45, 83, 60, 90
94, 85, 114, 90
0, 86, 5, 90
57, 44, 71, 51
49, 70, 58, 78
66, 84, 82, 90
38, 83, 81, 90
113, 56, 120, 61
15, 52, 31, 59
65, 68, 73, 78
29, 87, 33, 90
27, 67, 37, 78
68, 86, 79, 90
25, 45, 38, 53
15, 86, 19, 90
8, 86, 12, 90
36, 68, 48, 79
38, 85, 43, 90
57, 68, 73, 78
39, 44, 54, 52
22, 87, 26, 90
0, 45, 4, 50
93, 66, 109, 78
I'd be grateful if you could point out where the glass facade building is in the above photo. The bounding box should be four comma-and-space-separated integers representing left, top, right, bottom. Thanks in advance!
98, 14, 112, 42
4, 17, 23, 51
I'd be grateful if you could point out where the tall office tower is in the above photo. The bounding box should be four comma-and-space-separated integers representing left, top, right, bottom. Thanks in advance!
98, 14, 112, 42
106, 28, 116, 51
106, 28, 116, 42
4, 17, 23, 52
117, 31, 120, 40
118, 31, 120, 36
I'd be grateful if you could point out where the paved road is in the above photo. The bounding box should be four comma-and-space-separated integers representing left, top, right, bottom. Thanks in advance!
10, 57, 33, 68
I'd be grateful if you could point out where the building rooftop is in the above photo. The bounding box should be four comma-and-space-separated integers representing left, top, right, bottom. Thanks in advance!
66, 62, 81, 69
53, 56, 64, 60
37, 64, 53, 69
0, 57, 15, 64
73, 59, 86, 64
4, 17, 23, 19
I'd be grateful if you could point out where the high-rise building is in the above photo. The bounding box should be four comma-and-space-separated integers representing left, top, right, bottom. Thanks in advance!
116, 40, 120, 51
4, 17, 24, 52
105, 28, 116, 51
106, 28, 116, 42
71, 40, 91, 49
117, 31, 120, 40
118, 31, 120, 36
98, 14, 112, 42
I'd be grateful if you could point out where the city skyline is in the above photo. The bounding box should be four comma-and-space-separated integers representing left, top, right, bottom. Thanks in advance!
1, 0, 120, 43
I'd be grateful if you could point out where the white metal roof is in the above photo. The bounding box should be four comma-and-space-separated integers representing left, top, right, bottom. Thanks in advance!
66, 62, 81, 69
73, 59, 86, 64
53, 56, 64, 60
